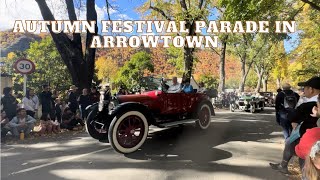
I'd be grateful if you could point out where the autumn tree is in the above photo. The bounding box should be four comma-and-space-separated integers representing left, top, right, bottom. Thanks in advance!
95, 57, 118, 84
114, 52, 154, 90
270, 42, 288, 89
139, 0, 212, 79
289, 4, 320, 85
34, 0, 105, 89
219, 0, 288, 92
150, 46, 175, 77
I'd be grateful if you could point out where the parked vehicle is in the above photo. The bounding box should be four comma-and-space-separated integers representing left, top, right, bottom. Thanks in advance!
259, 92, 275, 107
236, 94, 265, 113
85, 78, 215, 154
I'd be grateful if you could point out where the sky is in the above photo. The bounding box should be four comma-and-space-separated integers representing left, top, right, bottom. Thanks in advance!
0, 0, 299, 52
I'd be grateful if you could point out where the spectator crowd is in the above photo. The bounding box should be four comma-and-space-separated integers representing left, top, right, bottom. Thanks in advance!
1, 84, 102, 142
270, 76, 320, 180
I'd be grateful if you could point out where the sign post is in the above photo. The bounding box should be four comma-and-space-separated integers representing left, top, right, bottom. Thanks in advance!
13, 59, 36, 95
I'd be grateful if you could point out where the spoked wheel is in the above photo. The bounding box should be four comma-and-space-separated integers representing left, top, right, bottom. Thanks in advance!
108, 111, 148, 154
196, 102, 212, 130
86, 109, 107, 140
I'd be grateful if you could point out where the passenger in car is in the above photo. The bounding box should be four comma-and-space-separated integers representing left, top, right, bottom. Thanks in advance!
182, 78, 194, 93
198, 82, 207, 93
167, 77, 181, 93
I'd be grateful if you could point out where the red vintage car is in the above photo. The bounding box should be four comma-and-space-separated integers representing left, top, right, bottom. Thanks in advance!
85, 86, 215, 154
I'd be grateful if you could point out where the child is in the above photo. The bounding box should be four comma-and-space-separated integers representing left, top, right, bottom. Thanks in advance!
60, 108, 85, 130
39, 114, 53, 135
303, 141, 320, 180
54, 98, 62, 123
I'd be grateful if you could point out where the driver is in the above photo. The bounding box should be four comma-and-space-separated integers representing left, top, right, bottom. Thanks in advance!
167, 77, 181, 93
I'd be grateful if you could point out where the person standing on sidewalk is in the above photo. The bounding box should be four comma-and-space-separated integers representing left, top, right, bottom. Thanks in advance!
39, 85, 54, 118
68, 85, 79, 114
78, 88, 91, 119
270, 77, 320, 174
22, 89, 39, 118
275, 83, 300, 139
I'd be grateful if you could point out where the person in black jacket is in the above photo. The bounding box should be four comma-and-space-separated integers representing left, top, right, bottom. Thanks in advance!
1, 87, 18, 120
78, 88, 91, 119
275, 83, 300, 139
39, 85, 54, 118
270, 76, 320, 174
68, 85, 79, 114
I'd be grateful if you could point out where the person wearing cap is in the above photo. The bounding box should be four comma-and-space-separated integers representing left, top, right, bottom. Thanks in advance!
275, 83, 300, 139
68, 85, 79, 114
270, 77, 320, 174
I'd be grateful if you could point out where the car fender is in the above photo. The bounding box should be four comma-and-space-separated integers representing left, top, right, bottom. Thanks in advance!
193, 99, 215, 117
110, 102, 154, 125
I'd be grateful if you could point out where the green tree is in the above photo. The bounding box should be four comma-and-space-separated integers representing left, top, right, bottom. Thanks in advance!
114, 52, 154, 90
167, 46, 184, 76
199, 75, 218, 89
290, 4, 320, 83
26, 36, 72, 93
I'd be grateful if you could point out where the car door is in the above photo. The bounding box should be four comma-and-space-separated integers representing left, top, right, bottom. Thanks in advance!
159, 92, 183, 115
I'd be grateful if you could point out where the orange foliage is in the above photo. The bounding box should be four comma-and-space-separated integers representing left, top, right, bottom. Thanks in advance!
150, 46, 175, 77
194, 50, 241, 81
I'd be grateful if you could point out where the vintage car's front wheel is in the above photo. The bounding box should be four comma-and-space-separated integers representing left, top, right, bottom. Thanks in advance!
250, 104, 256, 113
196, 102, 212, 130
108, 111, 149, 154
86, 109, 107, 140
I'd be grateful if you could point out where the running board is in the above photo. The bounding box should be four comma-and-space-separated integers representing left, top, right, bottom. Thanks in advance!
157, 119, 198, 128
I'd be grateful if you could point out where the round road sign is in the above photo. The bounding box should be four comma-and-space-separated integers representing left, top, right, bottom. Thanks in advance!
13, 59, 36, 74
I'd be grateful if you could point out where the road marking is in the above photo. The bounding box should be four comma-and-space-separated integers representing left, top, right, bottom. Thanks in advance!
10, 147, 112, 175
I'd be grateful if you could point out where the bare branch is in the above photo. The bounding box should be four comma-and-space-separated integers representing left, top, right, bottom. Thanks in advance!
149, 2, 172, 21
106, 0, 112, 21
210, 47, 221, 56
300, 0, 320, 11
65, 0, 82, 47
180, 0, 188, 11
199, 0, 205, 9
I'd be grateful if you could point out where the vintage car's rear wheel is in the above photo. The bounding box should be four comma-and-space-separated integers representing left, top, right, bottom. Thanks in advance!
86, 109, 107, 140
108, 111, 149, 154
196, 102, 212, 130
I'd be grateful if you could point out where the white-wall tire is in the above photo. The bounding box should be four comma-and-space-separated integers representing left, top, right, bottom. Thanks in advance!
108, 111, 149, 154
196, 103, 212, 130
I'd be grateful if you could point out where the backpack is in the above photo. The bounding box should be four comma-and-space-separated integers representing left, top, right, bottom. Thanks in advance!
283, 91, 298, 109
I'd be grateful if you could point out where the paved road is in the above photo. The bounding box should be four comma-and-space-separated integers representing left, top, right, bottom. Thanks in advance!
1, 108, 287, 180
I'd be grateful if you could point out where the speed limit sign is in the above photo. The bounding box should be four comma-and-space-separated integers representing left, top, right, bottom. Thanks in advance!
13, 58, 35, 74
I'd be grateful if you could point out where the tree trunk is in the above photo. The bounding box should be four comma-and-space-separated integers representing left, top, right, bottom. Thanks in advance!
35, 0, 97, 89
183, 47, 194, 79
239, 54, 247, 92
276, 78, 281, 89
218, 36, 228, 92
255, 73, 263, 92
262, 77, 268, 92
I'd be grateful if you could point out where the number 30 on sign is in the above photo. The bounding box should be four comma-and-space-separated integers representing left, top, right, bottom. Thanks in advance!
13, 59, 36, 74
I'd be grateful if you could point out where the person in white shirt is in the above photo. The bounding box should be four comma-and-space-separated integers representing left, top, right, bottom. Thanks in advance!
9, 108, 36, 138
22, 89, 39, 118
198, 82, 207, 93
167, 77, 181, 93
